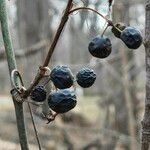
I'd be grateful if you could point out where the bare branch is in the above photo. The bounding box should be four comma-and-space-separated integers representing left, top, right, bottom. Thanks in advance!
22, 0, 73, 98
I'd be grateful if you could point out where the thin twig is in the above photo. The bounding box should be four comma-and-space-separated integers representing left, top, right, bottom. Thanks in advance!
69, 7, 113, 26
101, 24, 109, 37
23, 2, 116, 99
23, 3, 116, 99
27, 103, 42, 150
43, 0, 73, 66
23, 0, 73, 98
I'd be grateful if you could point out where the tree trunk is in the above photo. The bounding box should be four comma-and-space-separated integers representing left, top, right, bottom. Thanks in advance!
141, 0, 150, 149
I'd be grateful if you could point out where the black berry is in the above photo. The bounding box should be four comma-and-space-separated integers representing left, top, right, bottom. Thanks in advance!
111, 22, 126, 38
76, 68, 96, 88
50, 65, 74, 89
30, 85, 47, 102
120, 27, 143, 49
48, 89, 77, 113
88, 36, 112, 58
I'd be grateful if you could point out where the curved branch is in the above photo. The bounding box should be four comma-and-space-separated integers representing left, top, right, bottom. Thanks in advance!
23, 0, 73, 98
69, 7, 114, 26
23, 2, 116, 99
43, 0, 73, 67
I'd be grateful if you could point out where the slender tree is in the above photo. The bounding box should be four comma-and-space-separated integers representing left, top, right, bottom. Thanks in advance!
141, 0, 150, 149
0, 0, 29, 149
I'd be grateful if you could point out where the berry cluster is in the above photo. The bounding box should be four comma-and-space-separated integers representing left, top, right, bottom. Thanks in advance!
29, 22, 142, 123
89, 22, 143, 59
30, 65, 96, 121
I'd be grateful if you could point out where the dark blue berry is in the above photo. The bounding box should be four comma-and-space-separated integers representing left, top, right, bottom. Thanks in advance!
76, 68, 96, 88
50, 65, 74, 89
88, 36, 112, 58
120, 27, 143, 49
48, 89, 77, 113
30, 85, 47, 102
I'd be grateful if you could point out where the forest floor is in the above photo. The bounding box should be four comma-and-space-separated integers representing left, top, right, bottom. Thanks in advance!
0, 95, 141, 150
0, 95, 102, 150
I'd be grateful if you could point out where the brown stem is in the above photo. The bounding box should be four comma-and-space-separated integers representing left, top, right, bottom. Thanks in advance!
69, 7, 114, 26
23, 4, 113, 99
43, 0, 73, 66
27, 103, 42, 150
101, 24, 109, 37
23, 0, 73, 98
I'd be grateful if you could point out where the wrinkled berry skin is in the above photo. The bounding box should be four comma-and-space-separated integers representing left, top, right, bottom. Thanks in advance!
120, 27, 143, 49
76, 68, 96, 88
111, 22, 126, 38
30, 85, 47, 102
50, 65, 74, 89
88, 37, 112, 58
48, 89, 77, 113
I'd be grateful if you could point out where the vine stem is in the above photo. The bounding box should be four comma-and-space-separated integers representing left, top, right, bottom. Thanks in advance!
69, 7, 124, 34
23, 4, 114, 99
11, 70, 42, 149
23, 0, 73, 98
69, 7, 114, 26
43, 0, 73, 66
27, 103, 42, 150
0, 0, 29, 149
101, 24, 109, 37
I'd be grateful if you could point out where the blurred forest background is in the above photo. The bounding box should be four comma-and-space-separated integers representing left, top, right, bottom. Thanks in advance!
0, 0, 145, 149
